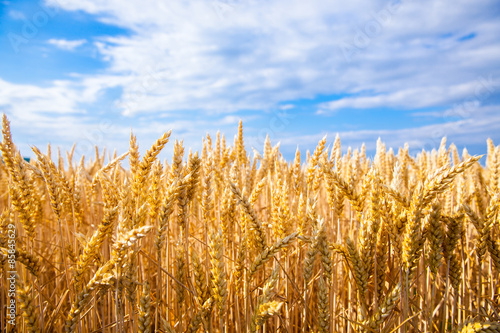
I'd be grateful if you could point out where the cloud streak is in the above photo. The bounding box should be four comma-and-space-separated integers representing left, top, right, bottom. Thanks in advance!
0, 0, 497, 159
47, 38, 86, 51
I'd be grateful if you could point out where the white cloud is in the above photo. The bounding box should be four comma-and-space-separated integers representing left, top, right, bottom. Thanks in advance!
280, 104, 295, 110
48, 38, 86, 51
0, 0, 496, 158
0, 76, 247, 161
8, 9, 26, 20
280, 105, 500, 157
40, 0, 499, 117
0, 78, 84, 116
317, 78, 500, 113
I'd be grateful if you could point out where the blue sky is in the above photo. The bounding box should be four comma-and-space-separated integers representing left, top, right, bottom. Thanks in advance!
1, 0, 499, 161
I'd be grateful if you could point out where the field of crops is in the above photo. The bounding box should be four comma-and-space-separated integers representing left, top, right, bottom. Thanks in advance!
0, 114, 499, 332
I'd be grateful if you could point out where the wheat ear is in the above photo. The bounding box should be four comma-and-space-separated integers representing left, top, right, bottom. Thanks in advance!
17, 279, 40, 333
138, 281, 152, 333
249, 232, 298, 277
458, 321, 500, 333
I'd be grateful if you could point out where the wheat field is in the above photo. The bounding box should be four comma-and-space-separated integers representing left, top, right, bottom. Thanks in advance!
0, 114, 499, 332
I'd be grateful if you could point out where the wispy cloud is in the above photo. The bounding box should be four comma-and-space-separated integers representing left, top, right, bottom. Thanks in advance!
39, 0, 500, 117
47, 38, 86, 51
316, 78, 499, 113
0, 0, 497, 159
8, 9, 26, 20
281, 105, 500, 156
0, 78, 84, 116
